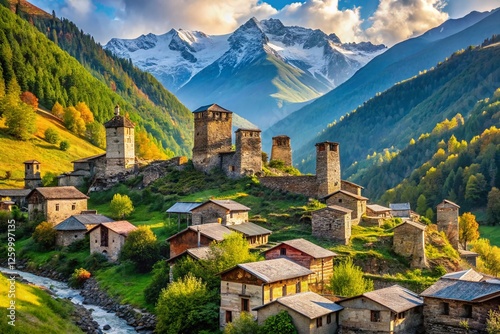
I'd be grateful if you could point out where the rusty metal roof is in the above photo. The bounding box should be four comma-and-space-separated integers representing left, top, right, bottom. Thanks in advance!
227, 222, 271, 237
235, 258, 313, 283
421, 279, 500, 302
253, 292, 343, 318
265, 238, 337, 259
341, 180, 364, 189
28, 186, 89, 200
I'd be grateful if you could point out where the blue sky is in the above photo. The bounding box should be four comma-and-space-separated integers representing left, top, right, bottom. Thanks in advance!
31, 0, 500, 46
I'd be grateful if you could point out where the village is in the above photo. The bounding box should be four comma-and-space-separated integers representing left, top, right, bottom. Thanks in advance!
1, 103, 499, 334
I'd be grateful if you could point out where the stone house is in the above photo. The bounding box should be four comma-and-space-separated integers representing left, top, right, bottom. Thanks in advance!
263, 238, 337, 293
254, 292, 343, 334
436, 199, 460, 250
26, 186, 89, 224
87, 221, 137, 262
338, 285, 424, 334
167, 223, 232, 258
54, 213, 114, 247
366, 204, 392, 218
390, 203, 411, 218
311, 205, 352, 245
219, 258, 313, 328
341, 180, 363, 196
420, 277, 500, 333
58, 154, 106, 187
270, 135, 292, 167
191, 199, 250, 226
392, 220, 428, 268
323, 190, 368, 225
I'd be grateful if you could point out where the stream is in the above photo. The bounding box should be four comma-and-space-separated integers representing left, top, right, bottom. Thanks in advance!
0, 267, 137, 333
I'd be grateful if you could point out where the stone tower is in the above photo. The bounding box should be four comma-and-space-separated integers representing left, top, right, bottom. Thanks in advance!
104, 105, 135, 177
315, 141, 341, 198
436, 199, 460, 249
192, 104, 233, 172
235, 129, 262, 176
271, 135, 292, 167
24, 160, 42, 189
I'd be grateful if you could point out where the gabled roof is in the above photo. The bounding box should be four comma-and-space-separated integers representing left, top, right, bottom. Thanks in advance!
194, 199, 251, 212
72, 153, 106, 163
366, 204, 391, 213
437, 199, 460, 208
227, 222, 272, 237
28, 186, 89, 200
314, 205, 352, 215
390, 203, 411, 210
222, 258, 313, 283
166, 223, 232, 242
341, 180, 364, 189
253, 292, 343, 318
323, 190, 368, 201
87, 221, 137, 236
442, 269, 484, 282
420, 278, 500, 303
265, 238, 337, 259
393, 220, 426, 231
339, 285, 423, 313
167, 246, 211, 263
193, 104, 232, 113
23, 160, 41, 164
166, 202, 202, 214
0, 189, 31, 197
104, 115, 135, 128
54, 217, 87, 231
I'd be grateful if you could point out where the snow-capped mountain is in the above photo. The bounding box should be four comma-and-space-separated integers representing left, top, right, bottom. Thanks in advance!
105, 18, 385, 129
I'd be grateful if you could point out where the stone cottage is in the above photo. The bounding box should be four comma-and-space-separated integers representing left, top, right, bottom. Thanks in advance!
219, 258, 313, 328
254, 292, 343, 334
311, 205, 352, 245
392, 220, 428, 268
54, 213, 114, 247
87, 221, 137, 262
191, 199, 250, 226
436, 199, 460, 250
421, 276, 500, 333
263, 238, 337, 293
323, 190, 368, 225
390, 203, 411, 218
338, 285, 424, 334
26, 186, 89, 224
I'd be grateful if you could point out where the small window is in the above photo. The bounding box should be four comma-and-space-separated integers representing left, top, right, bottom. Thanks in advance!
338, 199, 343, 203
397, 312, 406, 319
316, 317, 323, 328
270, 287, 273, 301
225, 310, 232, 323
241, 298, 250, 312
282, 285, 287, 296
328, 223, 332, 230
72, 203, 76, 210
230, 212, 234, 219
463, 304, 472, 318
442, 302, 450, 315
296, 282, 301, 293
55, 203, 60, 211
327, 314, 331, 324
242, 284, 246, 295
280, 248, 287, 256
74, 235, 78, 238
371, 310, 381, 322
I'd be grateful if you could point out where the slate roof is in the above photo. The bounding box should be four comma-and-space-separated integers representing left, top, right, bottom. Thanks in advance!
193, 104, 232, 113
315, 205, 352, 214
87, 221, 137, 236
265, 238, 337, 259
366, 204, 391, 213
167, 246, 212, 263
54, 217, 87, 231
442, 269, 484, 282
390, 203, 411, 211
225, 258, 313, 283
341, 180, 364, 189
72, 153, 106, 163
323, 190, 368, 201
253, 292, 343, 318
166, 202, 202, 214
437, 199, 460, 208
227, 222, 272, 237
420, 278, 500, 302
166, 223, 231, 242
0, 189, 31, 197
28, 186, 89, 200
104, 115, 135, 128
340, 285, 423, 313
194, 199, 251, 212
393, 220, 426, 231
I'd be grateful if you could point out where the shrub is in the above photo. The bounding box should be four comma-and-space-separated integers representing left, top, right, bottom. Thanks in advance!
144, 260, 170, 305
329, 257, 374, 297
60, 140, 70, 151
120, 226, 160, 273
32, 221, 56, 250
44, 127, 59, 144
224, 312, 259, 334
84, 252, 111, 272
259, 310, 297, 334
110, 193, 134, 219
68, 268, 91, 288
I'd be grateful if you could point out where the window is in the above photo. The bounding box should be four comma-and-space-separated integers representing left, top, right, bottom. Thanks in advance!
280, 248, 287, 256
316, 317, 323, 328
282, 285, 287, 296
72, 203, 76, 210
327, 314, 332, 324
55, 203, 60, 211
242, 284, 246, 295
101, 227, 109, 247
241, 298, 250, 312
442, 302, 449, 315
397, 312, 406, 319
371, 311, 381, 322
230, 212, 234, 219
270, 287, 273, 301
296, 282, 301, 293
463, 305, 472, 318
225, 310, 232, 323
338, 199, 343, 203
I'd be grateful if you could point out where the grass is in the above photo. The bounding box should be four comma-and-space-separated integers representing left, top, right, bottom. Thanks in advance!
0, 112, 103, 189
0, 274, 83, 334
479, 225, 500, 246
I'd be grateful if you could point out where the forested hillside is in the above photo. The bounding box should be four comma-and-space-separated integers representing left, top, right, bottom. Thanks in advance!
0, 1, 193, 157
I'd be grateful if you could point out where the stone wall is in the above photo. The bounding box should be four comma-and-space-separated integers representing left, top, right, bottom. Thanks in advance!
393, 223, 427, 268
341, 181, 361, 196
325, 194, 364, 225
271, 136, 292, 167
56, 230, 86, 247
259, 175, 318, 198
312, 208, 351, 244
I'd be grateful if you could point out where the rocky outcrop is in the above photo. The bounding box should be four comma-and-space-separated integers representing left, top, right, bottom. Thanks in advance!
81, 278, 156, 333
71, 304, 102, 334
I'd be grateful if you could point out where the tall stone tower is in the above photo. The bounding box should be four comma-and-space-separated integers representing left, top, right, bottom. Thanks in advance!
271, 135, 292, 167
104, 105, 135, 177
436, 199, 460, 249
315, 141, 341, 198
235, 129, 262, 176
192, 104, 233, 172
24, 160, 42, 189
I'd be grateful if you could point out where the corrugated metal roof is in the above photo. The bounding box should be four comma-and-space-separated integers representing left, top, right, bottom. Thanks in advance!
193, 104, 232, 113
366, 204, 391, 212
227, 222, 272, 236
340, 285, 423, 313
237, 258, 313, 283
421, 279, 500, 302
166, 202, 202, 214
266, 238, 337, 259
28, 186, 89, 200
390, 203, 411, 210
253, 292, 343, 318
323, 190, 368, 201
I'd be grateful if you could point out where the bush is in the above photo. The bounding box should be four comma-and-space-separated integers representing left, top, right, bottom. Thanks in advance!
329, 257, 374, 297
110, 193, 134, 219
144, 260, 170, 305
44, 127, 59, 144
260, 310, 297, 334
120, 226, 160, 273
84, 252, 111, 272
32, 221, 56, 250
68, 268, 91, 288
224, 312, 259, 334
59, 140, 70, 151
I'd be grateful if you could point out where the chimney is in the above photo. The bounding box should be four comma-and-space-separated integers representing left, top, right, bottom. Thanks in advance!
114, 104, 120, 116
197, 227, 201, 248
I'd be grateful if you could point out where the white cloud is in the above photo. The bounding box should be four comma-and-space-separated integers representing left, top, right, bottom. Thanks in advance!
64, 0, 94, 16
365, 0, 449, 46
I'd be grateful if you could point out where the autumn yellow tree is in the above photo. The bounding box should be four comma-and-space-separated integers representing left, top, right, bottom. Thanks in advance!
51, 101, 64, 118
75, 101, 94, 124
135, 130, 166, 160
459, 212, 480, 249
63, 106, 86, 136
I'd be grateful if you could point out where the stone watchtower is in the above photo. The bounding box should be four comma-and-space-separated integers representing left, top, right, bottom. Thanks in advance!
192, 104, 233, 173
436, 199, 460, 249
271, 135, 292, 167
104, 105, 135, 177
24, 160, 42, 189
316, 141, 341, 198
235, 129, 262, 176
